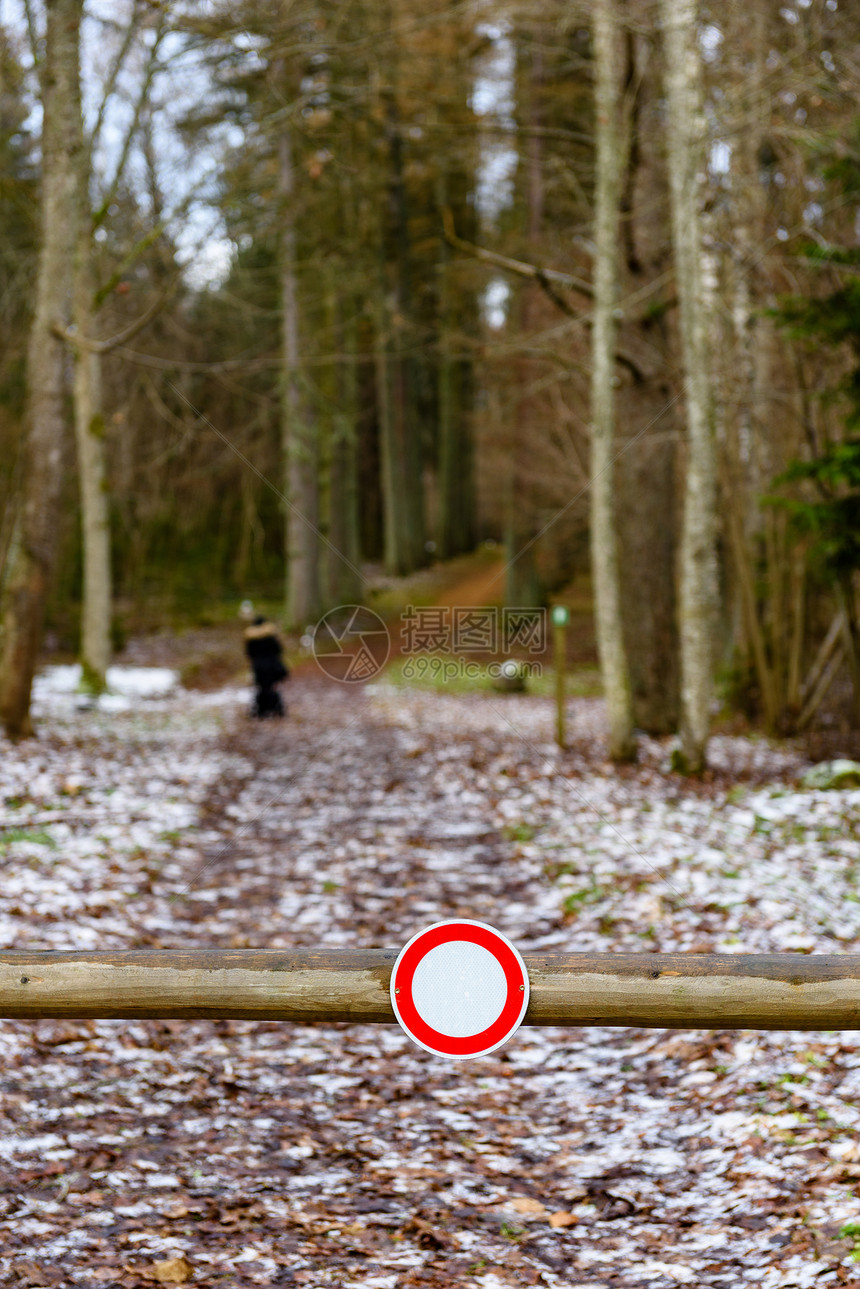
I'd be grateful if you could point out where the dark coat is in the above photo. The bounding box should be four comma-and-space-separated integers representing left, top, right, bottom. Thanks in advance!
244, 620, 288, 687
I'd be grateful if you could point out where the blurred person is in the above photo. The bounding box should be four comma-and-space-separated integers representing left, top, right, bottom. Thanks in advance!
240, 603, 289, 718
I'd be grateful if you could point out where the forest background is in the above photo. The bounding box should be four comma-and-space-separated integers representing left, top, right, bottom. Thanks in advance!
1, 0, 860, 772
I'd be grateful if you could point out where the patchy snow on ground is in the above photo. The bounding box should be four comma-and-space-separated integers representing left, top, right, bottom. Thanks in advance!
32, 664, 181, 716
1, 676, 860, 1286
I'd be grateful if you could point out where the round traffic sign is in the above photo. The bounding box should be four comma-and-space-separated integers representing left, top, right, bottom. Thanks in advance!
390, 920, 530, 1059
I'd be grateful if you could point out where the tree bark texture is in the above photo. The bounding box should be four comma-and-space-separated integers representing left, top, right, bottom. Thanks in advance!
279, 121, 320, 628
720, 5, 805, 733
614, 16, 681, 736
505, 40, 545, 611
73, 237, 111, 693
72, 6, 163, 692
0, 0, 83, 738
436, 170, 476, 560
590, 0, 636, 761
378, 83, 426, 575
660, 0, 718, 773
375, 288, 406, 575
327, 287, 362, 605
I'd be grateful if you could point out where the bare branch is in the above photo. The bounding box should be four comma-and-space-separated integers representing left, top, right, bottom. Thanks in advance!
441, 207, 594, 305
89, 0, 145, 157
52, 263, 180, 355
95, 277, 180, 352
94, 12, 168, 230
22, 0, 42, 82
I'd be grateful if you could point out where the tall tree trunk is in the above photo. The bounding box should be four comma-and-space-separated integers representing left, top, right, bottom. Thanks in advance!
70, 21, 164, 689
837, 577, 860, 728
375, 288, 409, 575
721, 4, 800, 730
437, 331, 475, 560
504, 291, 541, 608
328, 287, 362, 604
73, 230, 111, 694
614, 13, 681, 736
506, 37, 544, 610
383, 87, 426, 573
374, 68, 425, 577
437, 169, 457, 560
0, 0, 83, 739
279, 120, 320, 628
436, 169, 476, 560
591, 0, 636, 762
437, 238, 456, 558
660, 0, 718, 773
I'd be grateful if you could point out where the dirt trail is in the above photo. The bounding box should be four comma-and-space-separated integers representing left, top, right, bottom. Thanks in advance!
430, 556, 505, 609
379, 554, 508, 669
1, 673, 857, 1287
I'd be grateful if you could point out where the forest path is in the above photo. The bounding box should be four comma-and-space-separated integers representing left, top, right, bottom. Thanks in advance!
190, 674, 558, 955
1, 678, 857, 1288
427, 554, 505, 609
283, 551, 507, 683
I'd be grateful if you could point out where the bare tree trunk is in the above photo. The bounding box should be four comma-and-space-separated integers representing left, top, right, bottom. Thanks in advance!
0, 0, 83, 739
373, 78, 417, 577
279, 120, 320, 628
73, 236, 111, 694
71, 10, 163, 692
436, 168, 476, 561
506, 38, 545, 610
719, 4, 804, 733
375, 287, 408, 576
384, 86, 426, 573
614, 12, 681, 736
591, 0, 636, 761
660, 0, 718, 774
838, 578, 860, 728
328, 285, 362, 605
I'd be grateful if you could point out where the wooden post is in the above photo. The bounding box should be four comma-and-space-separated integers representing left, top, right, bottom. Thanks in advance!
552, 605, 569, 748
2, 950, 860, 1030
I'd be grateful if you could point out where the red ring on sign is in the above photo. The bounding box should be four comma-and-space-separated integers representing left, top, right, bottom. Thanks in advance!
392, 922, 527, 1057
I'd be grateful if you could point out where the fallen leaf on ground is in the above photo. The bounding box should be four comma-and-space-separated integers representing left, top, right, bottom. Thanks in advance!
3, 669, 858, 1288
511, 1197, 547, 1216
401, 1214, 457, 1248
131, 1256, 193, 1284
548, 1210, 577, 1228
10, 1263, 57, 1286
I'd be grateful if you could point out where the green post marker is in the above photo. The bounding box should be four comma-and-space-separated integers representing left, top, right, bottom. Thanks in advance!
551, 605, 569, 747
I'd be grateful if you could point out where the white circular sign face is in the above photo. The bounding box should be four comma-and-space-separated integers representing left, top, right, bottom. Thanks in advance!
390, 920, 530, 1060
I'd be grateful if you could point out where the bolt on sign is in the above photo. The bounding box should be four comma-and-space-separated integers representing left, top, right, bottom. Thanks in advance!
390, 921, 530, 1059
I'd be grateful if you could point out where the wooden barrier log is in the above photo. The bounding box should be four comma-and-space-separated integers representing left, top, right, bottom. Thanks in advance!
2, 951, 860, 1030
0, 951, 397, 1023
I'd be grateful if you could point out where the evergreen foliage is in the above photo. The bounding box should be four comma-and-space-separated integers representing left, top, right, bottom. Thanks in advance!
771, 127, 860, 587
